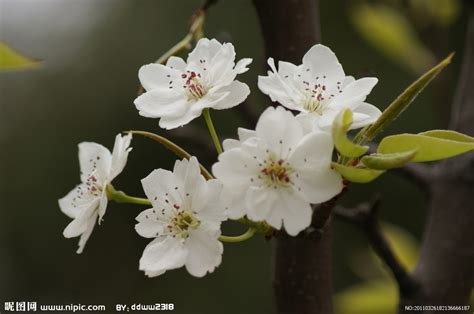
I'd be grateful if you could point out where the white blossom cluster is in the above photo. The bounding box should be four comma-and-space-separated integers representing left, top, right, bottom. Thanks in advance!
59, 38, 380, 277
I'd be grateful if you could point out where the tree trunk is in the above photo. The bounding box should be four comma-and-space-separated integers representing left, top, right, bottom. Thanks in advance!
399, 8, 474, 313
252, 1, 332, 313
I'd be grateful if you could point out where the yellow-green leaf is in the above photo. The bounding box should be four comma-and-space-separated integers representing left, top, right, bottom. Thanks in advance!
350, 3, 435, 74
419, 129, 474, 143
335, 280, 397, 314
333, 108, 369, 158
377, 223, 420, 272
331, 162, 384, 183
0, 41, 41, 70
410, 0, 461, 27
361, 149, 417, 170
378, 133, 474, 162
355, 53, 453, 145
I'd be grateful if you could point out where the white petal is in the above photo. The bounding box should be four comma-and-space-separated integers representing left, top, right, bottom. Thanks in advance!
245, 186, 312, 235
329, 77, 378, 110
257, 58, 302, 111
234, 58, 252, 74
296, 112, 321, 134
191, 90, 230, 112
76, 216, 96, 254
134, 88, 188, 119
289, 132, 334, 169
288, 132, 343, 203
350, 102, 382, 129
280, 191, 313, 236
237, 127, 257, 141
187, 38, 223, 66
158, 108, 202, 130
174, 157, 202, 189
178, 157, 209, 211
193, 179, 225, 223
207, 42, 237, 86
97, 191, 108, 222
78, 142, 112, 183
166, 56, 187, 71
185, 228, 223, 277
135, 208, 166, 238
141, 169, 183, 209
58, 184, 89, 219
277, 60, 301, 77
255, 106, 304, 156
139, 237, 188, 277
138, 63, 180, 92
293, 167, 343, 204
210, 81, 250, 110
63, 198, 99, 239
278, 190, 312, 236
342, 75, 355, 87
245, 186, 280, 228
222, 139, 240, 151
316, 108, 340, 131
220, 187, 247, 219
110, 133, 132, 181
212, 148, 259, 185
302, 44, 345, 83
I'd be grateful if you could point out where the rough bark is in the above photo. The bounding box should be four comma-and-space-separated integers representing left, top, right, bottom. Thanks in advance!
399, 8, 474, 313
252, 1, 331, 313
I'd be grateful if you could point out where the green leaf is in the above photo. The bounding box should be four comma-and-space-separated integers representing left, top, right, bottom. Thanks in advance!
378, 133, 474, 162
0, 41, 42, 70
332, 108, 369, 158
335, 280, 397, 314
361, 149, 417, 170
355, 53, 453, 144
378, 223, 420, 272
411, 0, 461, 27
350, 3, 435, 75
331, 162, 384, 183
419, 129, 474, 143
128, 130, 213, 180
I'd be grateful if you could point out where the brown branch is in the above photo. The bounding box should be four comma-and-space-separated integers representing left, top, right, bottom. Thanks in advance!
334, 198, 418, 296
399, 6, 474, 311
252, 1, 334, 314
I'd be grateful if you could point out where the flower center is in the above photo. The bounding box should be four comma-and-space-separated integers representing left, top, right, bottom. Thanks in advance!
168, 208, 200, 239
303, 83, 327, 115
261, 157, 293, 188
85, 173, 104, 197
182, 71, 207, 100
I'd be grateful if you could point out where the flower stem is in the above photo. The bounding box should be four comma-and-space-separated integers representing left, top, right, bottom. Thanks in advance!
106, 185, 151, 206
128, 130, 213, 180
203, 108, 223, 155
219, 228, 256, 243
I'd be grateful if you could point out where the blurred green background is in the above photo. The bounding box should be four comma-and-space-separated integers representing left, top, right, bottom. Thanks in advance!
0, 0, 468, 313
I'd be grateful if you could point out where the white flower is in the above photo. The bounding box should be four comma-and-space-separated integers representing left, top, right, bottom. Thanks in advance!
213, 107, 343, 236
58, 134, 132, 254
258, 44, 381, 131
136, 157, 225, 278
134, 38, 252, 130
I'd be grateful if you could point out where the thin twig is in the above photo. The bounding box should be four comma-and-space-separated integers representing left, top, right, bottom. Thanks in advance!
201, 0, 218, 11
334, 197, 418, 296
137, 0, 215, 96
